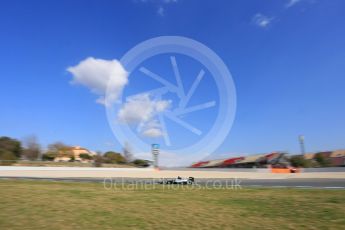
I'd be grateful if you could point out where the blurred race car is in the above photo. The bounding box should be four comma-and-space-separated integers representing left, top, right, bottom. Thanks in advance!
159, 176, 195, 185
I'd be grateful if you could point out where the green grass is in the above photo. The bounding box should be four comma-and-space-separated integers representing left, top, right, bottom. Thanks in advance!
0, 179, 344, 230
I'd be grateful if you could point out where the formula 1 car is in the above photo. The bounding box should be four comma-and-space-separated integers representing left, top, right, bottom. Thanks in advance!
159, 176, 195, 185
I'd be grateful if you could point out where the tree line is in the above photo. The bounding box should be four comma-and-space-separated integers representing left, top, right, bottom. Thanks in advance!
0, 136, 150, 167
289, 154, 331, 168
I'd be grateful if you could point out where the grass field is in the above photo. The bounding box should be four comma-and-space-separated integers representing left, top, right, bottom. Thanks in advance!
0, 179, 344, 230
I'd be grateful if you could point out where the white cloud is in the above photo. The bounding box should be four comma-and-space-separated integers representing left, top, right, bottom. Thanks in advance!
117, 93, 170, 137
67, 57, 128, 106
157, 6, 165, 16
118, 94, 166, 123
141, 119, 164, 137
137, 0, 178, 16
285, 0, 301, 8
252, 13, 273, 28
68, 58, 170, 137
142, 128, 164, 137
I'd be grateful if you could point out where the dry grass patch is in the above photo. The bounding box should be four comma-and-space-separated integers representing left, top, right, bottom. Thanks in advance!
0, 179, 344, 230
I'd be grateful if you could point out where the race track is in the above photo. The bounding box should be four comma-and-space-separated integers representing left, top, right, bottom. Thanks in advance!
1, 166, 345, 189
1, 177, 344, 189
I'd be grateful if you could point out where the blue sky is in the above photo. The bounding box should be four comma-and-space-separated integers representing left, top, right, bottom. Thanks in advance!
0, 0, 344, 158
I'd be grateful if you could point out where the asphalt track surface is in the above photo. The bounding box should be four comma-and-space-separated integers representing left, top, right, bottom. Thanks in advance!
1, 177, 344, 189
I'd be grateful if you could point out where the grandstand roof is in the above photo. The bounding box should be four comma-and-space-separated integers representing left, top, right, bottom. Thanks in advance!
190, 152, 286, 168
232, 153, 267, 164
201, 159, 226, 167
